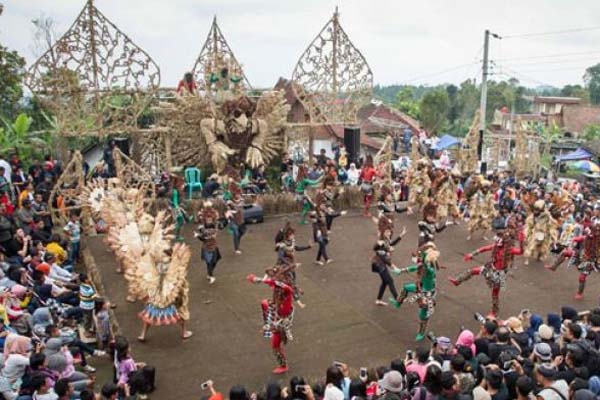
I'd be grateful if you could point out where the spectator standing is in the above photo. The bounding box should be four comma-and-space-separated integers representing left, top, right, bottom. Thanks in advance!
63, 212, 81, 266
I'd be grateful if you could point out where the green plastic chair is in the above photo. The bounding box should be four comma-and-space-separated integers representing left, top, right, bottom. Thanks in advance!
184, 167, 203, 199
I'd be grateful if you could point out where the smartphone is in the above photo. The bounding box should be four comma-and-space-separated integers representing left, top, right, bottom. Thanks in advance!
503, 361, 514, 370
360, 367, 368, 380
474, 312, 486, 324
201, 381, 211, 390
406, 350, 413, 359
333, 361, 343, 368
295, 385, 306, 393
520, 309, 530, 316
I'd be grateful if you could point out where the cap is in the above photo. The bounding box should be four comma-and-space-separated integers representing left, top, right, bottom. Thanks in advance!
533, 343, 552, 362
381, 370, 404, 393
437, 336, 451, 350
537, 363, 557, 379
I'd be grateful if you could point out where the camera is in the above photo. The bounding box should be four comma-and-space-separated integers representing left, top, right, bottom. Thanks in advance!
333, 361, 343, 368
406, 349, 413, 359
295, 385, 306, 393
474, 312, 486, 324
503, 360, 514, 371
201, 381, 211, 390
360, 367, 368, 380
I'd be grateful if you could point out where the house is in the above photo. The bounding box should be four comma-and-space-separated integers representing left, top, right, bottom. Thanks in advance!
561, 105, 600, 137
274, 77, 420, 157
532, 96, 581, 115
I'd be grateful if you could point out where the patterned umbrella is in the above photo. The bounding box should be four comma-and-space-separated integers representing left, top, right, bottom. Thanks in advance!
570, 160, 600, 173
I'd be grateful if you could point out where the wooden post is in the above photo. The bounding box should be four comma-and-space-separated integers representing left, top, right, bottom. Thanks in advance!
164, 132, 173, 171
308, 126, 314, 164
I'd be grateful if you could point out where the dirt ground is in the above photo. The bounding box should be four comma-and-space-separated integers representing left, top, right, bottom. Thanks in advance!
88, 211, 600, 399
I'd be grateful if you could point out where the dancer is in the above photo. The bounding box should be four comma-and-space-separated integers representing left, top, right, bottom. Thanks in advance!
433, 168, 461, 224
138, 245, 193, 341
448, 217, 523, 316
359, 155, 378, 217
523, 200, 558, 265
225, 186, 247, 254
371, 240, 400, 306
170, 175, 188, 242
407, 158, 431, 215
546, 220, 600, 300
295, 165, 320, 225
195, 201, 221, 284
247, 265, 295, 374
390, 242, 440, 341
275, 222, 312, 308
418, 201, 451, 247
310, 211, 331, 265
466, 179, 495, 240
315, 175, 347, 231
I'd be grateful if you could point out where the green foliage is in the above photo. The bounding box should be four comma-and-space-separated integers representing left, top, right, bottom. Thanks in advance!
561, 84, 590, 103
537, 121, 562, 156
393, 87, 420, 119
583, 124, 600, 141
0, 113, 54, 166
0, 44, 26, 121
419, 89, 449, 134
584, 63, 600, 105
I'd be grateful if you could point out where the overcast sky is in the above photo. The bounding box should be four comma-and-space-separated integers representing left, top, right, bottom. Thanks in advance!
3, 0, 600, 89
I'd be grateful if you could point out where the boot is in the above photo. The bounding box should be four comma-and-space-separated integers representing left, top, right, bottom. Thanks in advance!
490, 296, 500, 317
389, 290, 408, 309
448, 270, 473, 286
272, 349, 288, 374
415, 320, 428, 341
575, 281, 585, 300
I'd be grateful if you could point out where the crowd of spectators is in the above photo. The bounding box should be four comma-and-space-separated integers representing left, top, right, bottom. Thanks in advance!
202, 306, 600, 400
0, 153, 153, 400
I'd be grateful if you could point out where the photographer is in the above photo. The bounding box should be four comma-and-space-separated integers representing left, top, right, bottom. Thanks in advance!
406, 346, 430, 382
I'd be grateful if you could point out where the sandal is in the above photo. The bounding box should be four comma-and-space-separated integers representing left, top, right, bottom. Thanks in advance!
182, 331, 193, 339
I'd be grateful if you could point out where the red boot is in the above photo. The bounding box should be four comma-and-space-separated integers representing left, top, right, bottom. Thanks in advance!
574, 292, 584, 300
448, 277, 460, 286
273, 365, 289, 374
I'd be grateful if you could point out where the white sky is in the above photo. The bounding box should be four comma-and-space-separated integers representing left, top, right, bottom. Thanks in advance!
2, 0, 600, 89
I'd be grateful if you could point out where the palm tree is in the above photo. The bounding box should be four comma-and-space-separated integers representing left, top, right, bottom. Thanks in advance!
537, 121, 562, 157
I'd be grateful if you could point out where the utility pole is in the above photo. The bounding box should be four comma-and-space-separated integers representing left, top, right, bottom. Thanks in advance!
479, 30, 490, 135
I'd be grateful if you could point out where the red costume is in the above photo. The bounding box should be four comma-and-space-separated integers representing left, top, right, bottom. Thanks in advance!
359, 155, 378, 216
547, 222, 600, 299
247, 267, 295, 374
449, 217, 523, 316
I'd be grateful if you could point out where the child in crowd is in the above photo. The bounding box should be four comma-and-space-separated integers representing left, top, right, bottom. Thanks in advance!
79, 273, 97, 336
63, 212, 81, 266
95, 297, 113, 350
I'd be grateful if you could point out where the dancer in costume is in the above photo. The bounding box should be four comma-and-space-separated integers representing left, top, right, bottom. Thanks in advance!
310, 211, 331, 265
195, 201, 221, 284
295, 165, 321, 225
247, 265, 295, 374
407, 158, 432, 215
315, 175, 347, 231
359, 155, 378, 217
433, 168, 461, 224
371, 240, 401, 306
448, 216, 524, 316
225, 186, 247, 254
170, 176, 189, 241
275, 222, 312, 308
137, 244, 193, 341
523, 200, 558, 265
418, 201, 451, 247
390, 242, 440, 341
545, 220, 600, 300
466, 180, 495, 240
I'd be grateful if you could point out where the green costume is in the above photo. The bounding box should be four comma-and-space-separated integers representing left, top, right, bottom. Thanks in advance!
171, 188, 188, 241
295, 178, 320, 224
390, 247, 439, 341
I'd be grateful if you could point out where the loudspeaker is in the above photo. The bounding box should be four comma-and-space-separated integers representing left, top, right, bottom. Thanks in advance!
480, 161, 488, 176
344, 127, 360, 164
477, 129, 484, 161
113, 137, 131, 156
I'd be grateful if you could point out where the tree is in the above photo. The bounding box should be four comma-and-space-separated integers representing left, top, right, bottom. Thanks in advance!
561, 84, 590, 103
584, 63, 600, 105
583, 124, 600, 141
0, 43, 26, 120
537, 121, 562, 157
0, 113, 53, 164
419, 89, 449, 134
393, 87, 420, 119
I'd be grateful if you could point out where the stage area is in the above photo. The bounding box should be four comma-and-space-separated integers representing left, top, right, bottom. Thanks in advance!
88, 212, 600, 399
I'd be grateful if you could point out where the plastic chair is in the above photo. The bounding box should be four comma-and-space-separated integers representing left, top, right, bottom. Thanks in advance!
184, 167, 203, 199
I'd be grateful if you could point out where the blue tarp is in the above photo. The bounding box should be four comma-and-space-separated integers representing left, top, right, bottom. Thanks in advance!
555, 147, 593, 162
432, 134, 460, 150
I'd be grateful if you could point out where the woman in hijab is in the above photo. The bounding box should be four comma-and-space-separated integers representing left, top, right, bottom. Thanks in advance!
44, 338, 91, 392
2, 334, 31, 384
347, 164, 360, 186
526, 314, 543, 343
32, 307, 53, 337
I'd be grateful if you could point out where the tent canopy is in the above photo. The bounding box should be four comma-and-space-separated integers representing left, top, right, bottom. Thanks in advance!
555, 147, 593, 162
432, 134, 460, 150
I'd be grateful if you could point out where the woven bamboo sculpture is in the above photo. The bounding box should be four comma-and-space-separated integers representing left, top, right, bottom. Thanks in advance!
25, 0, 160, 137
459, 110, 481, 175
291, 7, 373, 125
49, 151, 86, 226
